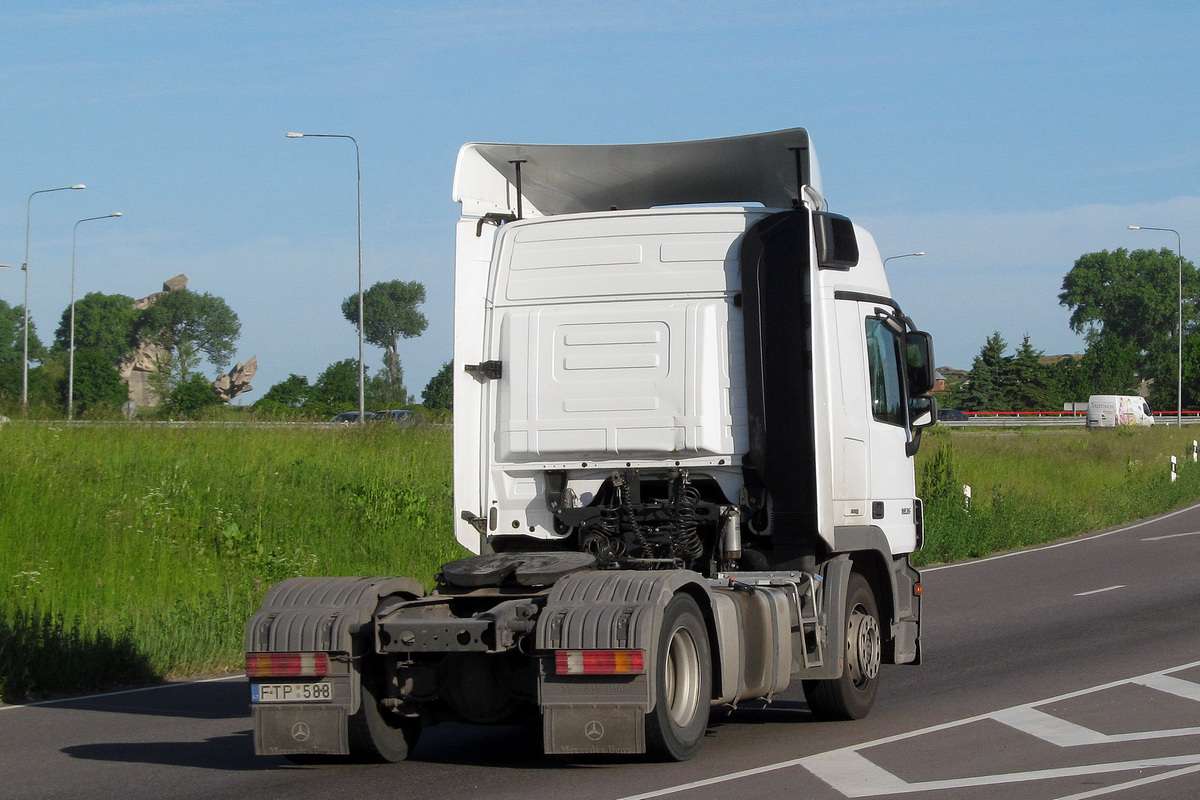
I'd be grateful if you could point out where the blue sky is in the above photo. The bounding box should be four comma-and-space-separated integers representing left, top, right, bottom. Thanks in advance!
1, 1, 1197, 400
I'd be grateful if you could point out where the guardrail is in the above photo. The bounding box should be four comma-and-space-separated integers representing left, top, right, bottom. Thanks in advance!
940, 411, 1200, 427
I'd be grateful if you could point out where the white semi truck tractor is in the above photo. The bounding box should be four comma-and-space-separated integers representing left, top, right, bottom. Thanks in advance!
246, 128, 936, 762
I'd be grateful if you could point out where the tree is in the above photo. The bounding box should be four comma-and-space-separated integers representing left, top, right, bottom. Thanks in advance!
1059, 247, 1199, 408
260, 374, 312, 408
422, 361, 453, 410
146, 339, 202, 406
136, 288, 241, 373
163, 373, 225, 418
366, 369, 408, 408
342, 281, 428, 387
955, 332, 1011, 411
303, 359, 362, 418
0, 301, 46, 401
1007, 335, 1058, 411
62, 347, 129, 414
52, 292, 138, 363
1072, 333, 1141, 399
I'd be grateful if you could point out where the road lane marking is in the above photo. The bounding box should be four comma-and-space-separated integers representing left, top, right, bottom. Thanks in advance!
610, 659, 1200, 800
1142, 530, 1200, 541
611, 757, 812, 800
0, 673, 245, 712
991, 706, 1109, 746
1074, 585, 1125, 596
1134, 673, 1200, 702
801, 754, 1200, 798
797, 659, 1200, 798
1052, 763, 1200, 800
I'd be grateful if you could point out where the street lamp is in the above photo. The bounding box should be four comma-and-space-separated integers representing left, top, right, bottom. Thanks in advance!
286, 131, 366, 423
23, 184, 86, 410
883, 251, 925, 267
1128, 225, 1184, 427
68, 213, 122, 420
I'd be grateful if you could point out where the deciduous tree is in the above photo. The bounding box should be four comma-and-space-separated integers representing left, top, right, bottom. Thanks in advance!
52, 292, 138, 363
422, 361, 452, 410
136, 288, 241, 372
341, 280, 427, 387
1059, 247, 1199, 408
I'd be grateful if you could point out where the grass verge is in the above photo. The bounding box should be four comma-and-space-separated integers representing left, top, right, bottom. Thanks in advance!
0, 421, 463, 702
914, 424, 1200, 565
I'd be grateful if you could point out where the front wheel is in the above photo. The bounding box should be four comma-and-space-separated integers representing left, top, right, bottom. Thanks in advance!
646, 593, 712, 761
803, 572, 881, 721
348, 658, 421, 763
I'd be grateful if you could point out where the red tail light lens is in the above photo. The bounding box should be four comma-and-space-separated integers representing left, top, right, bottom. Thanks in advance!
245, 652, 331, 678
555, 649, 646, 675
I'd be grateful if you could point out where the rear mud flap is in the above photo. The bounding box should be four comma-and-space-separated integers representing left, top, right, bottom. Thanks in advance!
544, 705, 645, 755
254, 704, 349, 756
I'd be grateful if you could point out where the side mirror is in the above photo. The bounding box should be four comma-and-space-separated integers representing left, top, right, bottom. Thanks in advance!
910, 394, 937, 429
905, 331, 936, 396
906, 395, 938, 457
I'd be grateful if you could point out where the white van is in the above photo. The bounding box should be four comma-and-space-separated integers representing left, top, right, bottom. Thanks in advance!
1086, 395, 1154, 428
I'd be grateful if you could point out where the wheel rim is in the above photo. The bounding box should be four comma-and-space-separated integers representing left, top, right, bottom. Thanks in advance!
846, 603, 881, 689
664, 625, 701, 727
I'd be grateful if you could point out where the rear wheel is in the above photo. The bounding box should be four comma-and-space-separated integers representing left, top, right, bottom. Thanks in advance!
646, 593, 711, 761
348, 658, 421, 763
803, 572, 880, 720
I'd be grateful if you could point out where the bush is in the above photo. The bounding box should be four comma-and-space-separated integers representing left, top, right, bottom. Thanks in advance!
163, 374, 225, 418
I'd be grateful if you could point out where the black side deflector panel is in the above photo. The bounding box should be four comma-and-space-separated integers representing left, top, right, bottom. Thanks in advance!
740, 210, 817, 567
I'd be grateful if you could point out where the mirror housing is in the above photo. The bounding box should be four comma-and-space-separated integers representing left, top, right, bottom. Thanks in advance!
910, 394, 937, 429
906, 395, 938, 457
905, 330, 936, 396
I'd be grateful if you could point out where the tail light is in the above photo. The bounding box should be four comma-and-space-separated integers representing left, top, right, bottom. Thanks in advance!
555, 649, 646, 675
245, 652, 331, 678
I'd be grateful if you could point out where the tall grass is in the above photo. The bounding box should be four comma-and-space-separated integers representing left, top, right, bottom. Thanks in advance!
914, 425, 1200, 565
0, 422, 463, 701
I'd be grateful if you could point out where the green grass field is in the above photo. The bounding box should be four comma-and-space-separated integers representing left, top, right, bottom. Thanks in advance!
0, 422, 463, 701
2, 420, 1198, 702
914, 424, 1200, 565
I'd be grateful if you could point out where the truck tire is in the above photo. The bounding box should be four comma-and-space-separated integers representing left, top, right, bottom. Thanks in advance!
646, 593, 711, 761
803, 572, 880, 721
348, 658, 421, 763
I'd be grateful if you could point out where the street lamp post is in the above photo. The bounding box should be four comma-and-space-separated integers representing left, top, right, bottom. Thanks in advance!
286, 131, 366, 423
68, 213, 122, 420
23, 184, 86, 410
883, 251, 925, 267
1128, 226, 1184, 427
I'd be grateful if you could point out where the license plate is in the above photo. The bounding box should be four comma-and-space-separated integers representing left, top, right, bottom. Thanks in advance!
251, 682, 333, 703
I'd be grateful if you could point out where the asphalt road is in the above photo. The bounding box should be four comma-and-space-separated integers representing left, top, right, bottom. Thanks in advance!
4, 504, 1200, 800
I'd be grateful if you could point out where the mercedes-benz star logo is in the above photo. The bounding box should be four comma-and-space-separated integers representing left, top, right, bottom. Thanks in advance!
584, 720, 604, 741
291, 722, 311, 742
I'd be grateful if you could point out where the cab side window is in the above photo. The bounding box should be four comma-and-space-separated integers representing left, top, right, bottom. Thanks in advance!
865, 318, 904, 426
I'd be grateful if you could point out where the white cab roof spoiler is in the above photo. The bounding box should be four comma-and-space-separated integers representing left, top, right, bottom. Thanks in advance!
453, 128, 823, 218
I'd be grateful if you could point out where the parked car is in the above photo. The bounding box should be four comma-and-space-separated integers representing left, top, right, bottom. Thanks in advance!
937, 408, 968, 421
375, 409, 414, 423
330, 411, 378, 423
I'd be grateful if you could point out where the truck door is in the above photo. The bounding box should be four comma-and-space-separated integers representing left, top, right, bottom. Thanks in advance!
860, 305, 919, 554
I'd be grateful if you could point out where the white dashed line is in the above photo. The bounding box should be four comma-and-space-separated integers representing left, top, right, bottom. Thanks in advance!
1074, 585, 1125, 596
1142, 530, 1200, 541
